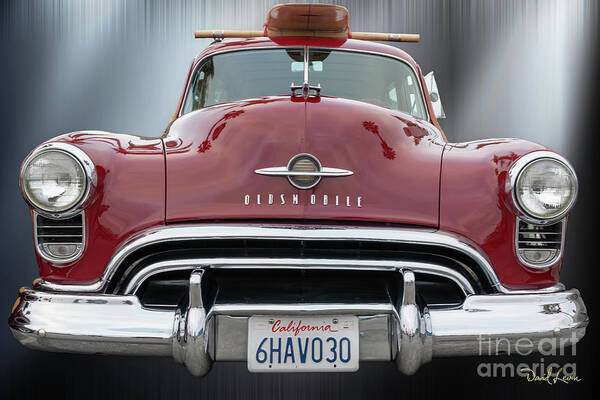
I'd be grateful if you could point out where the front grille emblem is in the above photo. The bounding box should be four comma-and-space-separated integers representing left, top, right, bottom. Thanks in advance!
255, 153, 353, 189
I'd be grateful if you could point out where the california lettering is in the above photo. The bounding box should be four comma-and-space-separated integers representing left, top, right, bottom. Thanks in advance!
271, 319, 338, 336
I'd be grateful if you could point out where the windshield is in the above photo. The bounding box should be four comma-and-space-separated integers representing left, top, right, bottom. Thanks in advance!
181, 48, 428, 120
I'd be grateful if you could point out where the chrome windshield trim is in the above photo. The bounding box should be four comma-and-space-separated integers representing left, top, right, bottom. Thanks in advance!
177, 45, 430, 122
34, 224, 564, 295
123, 258, 476, 296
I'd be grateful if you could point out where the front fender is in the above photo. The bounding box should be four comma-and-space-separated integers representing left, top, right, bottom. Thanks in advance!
439, 138, 562, 290
30, 131, 165, 284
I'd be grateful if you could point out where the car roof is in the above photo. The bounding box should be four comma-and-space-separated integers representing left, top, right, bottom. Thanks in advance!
191, 37, 421, 71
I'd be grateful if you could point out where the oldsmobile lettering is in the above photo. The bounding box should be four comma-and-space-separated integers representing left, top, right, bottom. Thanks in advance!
244, 193, 363, 207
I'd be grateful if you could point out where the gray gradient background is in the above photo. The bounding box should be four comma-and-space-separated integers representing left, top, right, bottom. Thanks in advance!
0, 0, 598, 399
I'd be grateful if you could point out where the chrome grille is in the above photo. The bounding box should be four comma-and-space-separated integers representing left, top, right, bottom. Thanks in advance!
135, 269, 466, 310
516, 219, 563, 267
35, 212, 84, 263
108, 236, 491, 295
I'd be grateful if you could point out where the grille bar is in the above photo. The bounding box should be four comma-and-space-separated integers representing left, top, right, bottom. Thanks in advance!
35, 212, 84, 263
516, 219, 564, 268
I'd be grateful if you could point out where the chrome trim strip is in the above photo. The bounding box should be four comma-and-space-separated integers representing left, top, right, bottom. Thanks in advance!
507, 151, 579, 225
20, 142, 97, 219
33, 224, 566, 295
254, 167, 354, 177
178, 45, 430, 122
210, 303, 395, 316
34, 278, 104, 293
496, 281, 565, 294
123, 258, 476, 296
33, 211, 86, 265
303, 44, 309, 85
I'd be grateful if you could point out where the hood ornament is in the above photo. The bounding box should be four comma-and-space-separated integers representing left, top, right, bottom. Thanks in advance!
255, 153, 353, 189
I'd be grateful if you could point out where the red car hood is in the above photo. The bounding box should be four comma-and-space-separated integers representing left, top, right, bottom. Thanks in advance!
164, 96, 444, 226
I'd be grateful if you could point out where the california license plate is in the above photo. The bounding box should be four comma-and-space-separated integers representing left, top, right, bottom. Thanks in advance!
247, 315, 359, 372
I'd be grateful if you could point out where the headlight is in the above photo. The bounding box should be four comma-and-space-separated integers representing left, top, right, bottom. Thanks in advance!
21, 146, 92, 214
511, 153, 578, 221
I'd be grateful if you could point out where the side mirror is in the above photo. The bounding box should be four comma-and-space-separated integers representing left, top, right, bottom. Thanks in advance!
424, 71, 446, 120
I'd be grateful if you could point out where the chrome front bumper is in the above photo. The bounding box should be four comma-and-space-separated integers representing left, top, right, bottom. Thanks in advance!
9, 269, 588, 376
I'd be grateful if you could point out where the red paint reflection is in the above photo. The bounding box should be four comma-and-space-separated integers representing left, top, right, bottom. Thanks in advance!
193, 98, 288, 153
392, 116, 430, 145
198, 109, 245, 153
62, 132, 163, 154
403, 126, 428, 145
362, 121, 396, 160
476, 140, 511, 149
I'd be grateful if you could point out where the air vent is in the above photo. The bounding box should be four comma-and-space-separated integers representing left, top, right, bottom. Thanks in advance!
135, 269, 466, 310
35, 212, 84, 263
516, 219, 564, 268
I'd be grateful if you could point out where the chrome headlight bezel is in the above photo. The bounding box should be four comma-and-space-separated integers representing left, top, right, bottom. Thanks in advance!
20, 143, 96, 219
508, 151, 578, 224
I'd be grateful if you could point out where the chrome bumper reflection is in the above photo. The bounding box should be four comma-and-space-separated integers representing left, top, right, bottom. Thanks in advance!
9, 270, 588, 376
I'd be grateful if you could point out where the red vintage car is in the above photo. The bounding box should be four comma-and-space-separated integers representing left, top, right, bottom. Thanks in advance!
9, 4, 588, 376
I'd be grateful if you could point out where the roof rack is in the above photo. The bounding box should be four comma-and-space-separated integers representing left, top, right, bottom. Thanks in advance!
194, 3, 419, 43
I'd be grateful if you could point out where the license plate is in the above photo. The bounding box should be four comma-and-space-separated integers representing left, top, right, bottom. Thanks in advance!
247, 315, 359, 372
